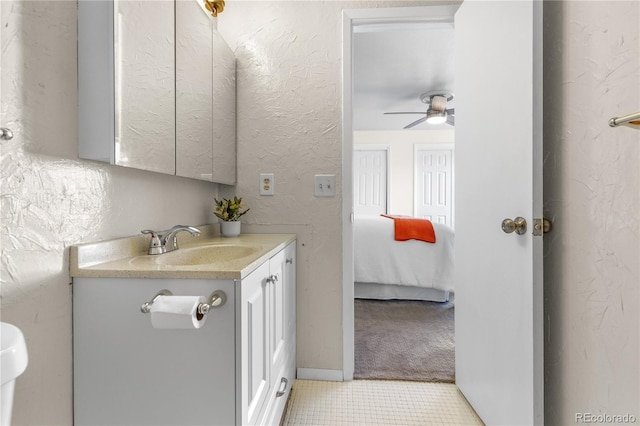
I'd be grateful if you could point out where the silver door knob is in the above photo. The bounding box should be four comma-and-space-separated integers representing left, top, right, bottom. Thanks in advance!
502, 217, 527, 235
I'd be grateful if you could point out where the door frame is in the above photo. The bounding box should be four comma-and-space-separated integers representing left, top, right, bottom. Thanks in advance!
342, 4, 461, 382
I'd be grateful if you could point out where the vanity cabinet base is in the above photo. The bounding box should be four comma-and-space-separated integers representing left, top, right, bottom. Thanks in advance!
73, 242, 296, 426
73, 277, 237, 425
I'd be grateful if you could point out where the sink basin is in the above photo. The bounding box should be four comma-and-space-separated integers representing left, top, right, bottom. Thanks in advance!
157, 244, 261, 266
131, 244, 262, 267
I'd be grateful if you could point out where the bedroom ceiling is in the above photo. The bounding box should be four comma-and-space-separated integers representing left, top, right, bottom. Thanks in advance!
352, 22, 455, 131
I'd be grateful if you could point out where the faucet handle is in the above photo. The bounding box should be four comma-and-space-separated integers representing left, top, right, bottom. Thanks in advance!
141, 230, 166, 255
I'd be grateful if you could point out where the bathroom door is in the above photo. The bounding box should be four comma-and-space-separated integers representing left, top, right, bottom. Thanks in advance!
454, 1, 543, 425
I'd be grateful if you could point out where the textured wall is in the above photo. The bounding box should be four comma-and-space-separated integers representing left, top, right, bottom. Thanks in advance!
543, 1, 640, 423
217, 0, 429, 372
0, 2, 218, 424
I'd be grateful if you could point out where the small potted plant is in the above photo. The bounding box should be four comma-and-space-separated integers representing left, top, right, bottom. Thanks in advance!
214, 196, 250, 237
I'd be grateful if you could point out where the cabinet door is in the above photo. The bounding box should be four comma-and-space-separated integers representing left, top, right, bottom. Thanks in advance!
176, 0, 214, 180
259, 243, 297, 426
73, 277, 236, 425
114, 0, 176, 174
269, 249, 286, 375
283, 243, 297, 342
211, 29, 237, 184
240, 261, 271, 425
269, 242, 297, 376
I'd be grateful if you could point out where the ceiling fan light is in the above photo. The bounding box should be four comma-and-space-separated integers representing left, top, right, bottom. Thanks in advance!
430, 95, 447, 111
426, 109, 447, 125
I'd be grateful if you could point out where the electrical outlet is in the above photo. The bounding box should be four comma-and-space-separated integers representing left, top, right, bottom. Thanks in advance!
260, 173, 274, 195
314, 174, 336, 197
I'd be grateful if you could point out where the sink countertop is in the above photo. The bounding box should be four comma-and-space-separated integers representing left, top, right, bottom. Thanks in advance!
70, 226, 296, 280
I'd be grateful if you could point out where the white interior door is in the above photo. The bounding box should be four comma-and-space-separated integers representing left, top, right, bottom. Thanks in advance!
414, 144, 454, 227
454, 1, 543, 425
353, 146, 388, 215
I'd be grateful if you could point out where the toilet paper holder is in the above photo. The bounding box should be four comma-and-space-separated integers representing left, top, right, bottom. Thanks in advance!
140, 289, 227, 316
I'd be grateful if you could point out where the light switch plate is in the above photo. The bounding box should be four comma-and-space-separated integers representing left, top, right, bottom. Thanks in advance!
260, 173, 274, 195
314, 174, 336, 197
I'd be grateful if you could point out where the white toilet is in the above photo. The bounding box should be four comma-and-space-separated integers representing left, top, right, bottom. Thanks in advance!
0, 322, 28, 426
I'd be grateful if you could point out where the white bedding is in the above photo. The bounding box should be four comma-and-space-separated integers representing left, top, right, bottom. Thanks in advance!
353, 215, 455, 292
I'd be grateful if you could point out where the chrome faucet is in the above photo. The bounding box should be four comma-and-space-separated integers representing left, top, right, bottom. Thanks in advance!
141, 225, 201, 255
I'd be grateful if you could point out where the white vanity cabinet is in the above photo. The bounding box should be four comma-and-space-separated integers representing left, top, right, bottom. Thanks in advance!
73, 240, 296, 426
239, 242, 296, 425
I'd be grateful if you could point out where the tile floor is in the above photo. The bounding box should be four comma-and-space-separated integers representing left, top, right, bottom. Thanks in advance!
282, 379, 484, 425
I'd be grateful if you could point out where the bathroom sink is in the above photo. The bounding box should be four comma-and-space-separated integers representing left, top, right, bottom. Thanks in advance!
131, 244, 262, 267
1, 322, 28, 386
157, 244, 261, 266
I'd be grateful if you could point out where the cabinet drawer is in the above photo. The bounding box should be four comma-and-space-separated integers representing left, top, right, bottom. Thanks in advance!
259, 349, 296, 426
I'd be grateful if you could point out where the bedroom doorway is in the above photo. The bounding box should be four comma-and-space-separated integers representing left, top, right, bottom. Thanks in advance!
343, 2, 544, 424
348, 8, 457, 383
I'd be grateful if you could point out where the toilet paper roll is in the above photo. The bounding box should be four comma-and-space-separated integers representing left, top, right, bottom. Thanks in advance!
149, 295, 207, 329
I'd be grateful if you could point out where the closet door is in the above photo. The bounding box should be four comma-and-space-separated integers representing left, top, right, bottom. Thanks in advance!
414, 144, 454, 227
353, 146, 388, 215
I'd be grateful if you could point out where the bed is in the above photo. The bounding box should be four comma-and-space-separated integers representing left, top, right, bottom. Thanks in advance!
353, 215, 455, 302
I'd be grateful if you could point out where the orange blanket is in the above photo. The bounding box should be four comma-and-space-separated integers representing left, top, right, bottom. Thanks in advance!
381, 214, 437, 243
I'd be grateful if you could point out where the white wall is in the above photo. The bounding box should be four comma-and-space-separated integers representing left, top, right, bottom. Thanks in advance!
543, 1, 639, 423
354, 130, 454, 215
0, 3, 218, 424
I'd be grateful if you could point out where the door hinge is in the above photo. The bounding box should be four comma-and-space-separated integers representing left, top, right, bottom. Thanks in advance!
532, 218, 552, 236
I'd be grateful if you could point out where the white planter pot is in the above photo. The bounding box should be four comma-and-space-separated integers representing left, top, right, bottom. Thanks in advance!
220, 221, 241, 237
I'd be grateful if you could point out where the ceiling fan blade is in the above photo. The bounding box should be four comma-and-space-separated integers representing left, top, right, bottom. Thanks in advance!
384, 112, 427, 115
404, 116, 428, 129
446, 108, 455, 115
446, 114, 455, 126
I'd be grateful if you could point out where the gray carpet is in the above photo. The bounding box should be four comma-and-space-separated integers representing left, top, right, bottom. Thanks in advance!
354, 299, 455, 383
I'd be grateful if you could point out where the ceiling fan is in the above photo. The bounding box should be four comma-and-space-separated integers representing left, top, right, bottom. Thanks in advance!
384, 91, 455, 129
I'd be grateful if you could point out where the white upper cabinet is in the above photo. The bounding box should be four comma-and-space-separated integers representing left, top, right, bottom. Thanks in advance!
78, 0, 236, 184
176, 0, 212, 180
176, 1, 237, 183
115, 1, 176, 174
